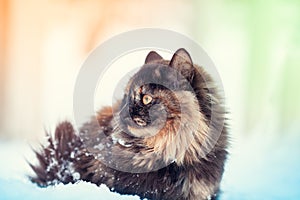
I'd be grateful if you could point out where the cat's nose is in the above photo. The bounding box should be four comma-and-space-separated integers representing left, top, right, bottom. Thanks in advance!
133, 117, 147, 127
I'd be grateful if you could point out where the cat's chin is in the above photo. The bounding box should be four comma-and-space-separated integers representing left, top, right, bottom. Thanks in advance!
127, 124, 163, 138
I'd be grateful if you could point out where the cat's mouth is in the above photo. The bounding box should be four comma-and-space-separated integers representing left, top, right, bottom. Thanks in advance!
118, 103, 168, 138
119, 115, 165, 138
132, 117, 147, 127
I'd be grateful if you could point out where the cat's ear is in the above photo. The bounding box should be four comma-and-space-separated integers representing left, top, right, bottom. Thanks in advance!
170, 48, 193, 67
145, 51, 163, 64
169, 48, 194, 81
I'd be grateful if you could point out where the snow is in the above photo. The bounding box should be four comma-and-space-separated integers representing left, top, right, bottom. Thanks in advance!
0, 179, 139, 200
0, 129, 300, 200
0, 140, 139, 200
220, 128, 300, 200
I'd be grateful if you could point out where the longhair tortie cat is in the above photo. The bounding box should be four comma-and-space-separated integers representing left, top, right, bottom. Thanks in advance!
29, 48, 228, 200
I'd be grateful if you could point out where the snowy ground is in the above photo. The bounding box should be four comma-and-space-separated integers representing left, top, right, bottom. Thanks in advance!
0, 140, 138, 200
0, 129, 300, 200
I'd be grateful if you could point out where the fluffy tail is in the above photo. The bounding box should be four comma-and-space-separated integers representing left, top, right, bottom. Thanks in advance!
29, 121, 84, 187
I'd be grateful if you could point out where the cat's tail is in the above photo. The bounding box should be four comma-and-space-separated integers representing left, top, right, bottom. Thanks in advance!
29, 121, 85, 187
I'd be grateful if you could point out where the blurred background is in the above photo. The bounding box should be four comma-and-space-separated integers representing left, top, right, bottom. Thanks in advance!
0, 0, 300, 199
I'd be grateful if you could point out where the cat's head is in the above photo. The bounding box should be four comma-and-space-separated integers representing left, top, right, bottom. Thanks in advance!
110, 49, 221, 170
118, 48, 201, 139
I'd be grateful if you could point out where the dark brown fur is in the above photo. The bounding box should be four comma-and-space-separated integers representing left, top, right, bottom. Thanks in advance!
30, 49, 228, 200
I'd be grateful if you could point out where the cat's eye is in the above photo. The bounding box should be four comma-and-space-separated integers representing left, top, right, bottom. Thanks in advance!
142, 94, 153, 105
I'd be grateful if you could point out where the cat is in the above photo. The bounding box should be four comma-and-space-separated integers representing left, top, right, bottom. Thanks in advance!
29, 48, 228, 200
